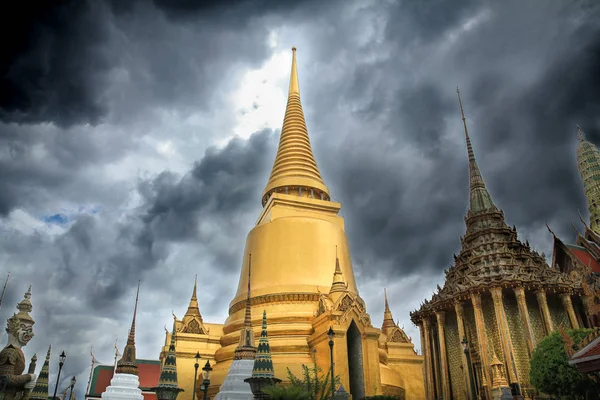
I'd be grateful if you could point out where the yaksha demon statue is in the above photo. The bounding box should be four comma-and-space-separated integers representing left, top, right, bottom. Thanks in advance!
0, 286, 37, 400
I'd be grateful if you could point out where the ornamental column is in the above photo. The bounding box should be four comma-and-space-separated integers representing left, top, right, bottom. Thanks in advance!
420, 320, 435, 400
471, 293, 491, 398
560, 293, 580, 329
513, 286, 535, 354
454, 300, 474, 399
435, 311, 451, 400
490, 287, 518, 385
536, 288, 554, 334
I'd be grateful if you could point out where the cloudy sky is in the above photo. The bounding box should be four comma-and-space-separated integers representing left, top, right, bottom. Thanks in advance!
1, 0, 599, 396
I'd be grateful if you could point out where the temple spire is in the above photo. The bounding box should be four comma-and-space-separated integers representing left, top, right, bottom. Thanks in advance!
382, 288, 396, 331
235, 254, 257, 360
0, 271, 9, 309
152, 318, 183, 400
262, 47, 330, 206
185, 275, 201, 318
116, 281, 140, 375
329, 246, 347, 296
30, 345, 52, 400
250, 310, 275, 378
576, 124, 600, 233
456, 87, 497, 215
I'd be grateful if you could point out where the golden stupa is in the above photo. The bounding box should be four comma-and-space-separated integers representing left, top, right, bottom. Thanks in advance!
160, 48, 424, 400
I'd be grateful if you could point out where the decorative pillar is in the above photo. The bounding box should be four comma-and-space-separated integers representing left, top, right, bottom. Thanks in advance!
435, 311, 451, 400
513, 286, 535, 354
560, 293, 580, 329
536, 289, 554, 334
583, 295, 595, 327
471, 293, 491, 399
430, 322, 442, 399
454, 300, 474, 400
489, 287, 518, 385
419, 320, 434, 400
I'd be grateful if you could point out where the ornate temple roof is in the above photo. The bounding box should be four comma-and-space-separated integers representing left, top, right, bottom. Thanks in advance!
410, 91, 581, 322
329, 249, 347, 296
176, 276, 208, 335
261, 48, 330, 206
116, 282, 140, 376
381, 289, 412, 344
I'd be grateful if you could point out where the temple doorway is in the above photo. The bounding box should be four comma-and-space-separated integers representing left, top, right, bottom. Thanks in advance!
346, 320, 365, 399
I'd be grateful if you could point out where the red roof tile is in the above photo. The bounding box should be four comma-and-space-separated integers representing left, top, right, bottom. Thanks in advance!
566, 245, 600, 273
89, 360, 161, 396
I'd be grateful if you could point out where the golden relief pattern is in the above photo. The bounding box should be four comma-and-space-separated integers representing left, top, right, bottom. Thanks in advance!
444, 311, 466, 400
503, 295, 530, 390
482, 296, 502, 363
526, 294, 546, 344
548, 295, 571, 330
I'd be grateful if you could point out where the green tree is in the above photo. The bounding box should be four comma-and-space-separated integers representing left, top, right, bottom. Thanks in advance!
529, 328, 598, 399
286, 363, 338, 400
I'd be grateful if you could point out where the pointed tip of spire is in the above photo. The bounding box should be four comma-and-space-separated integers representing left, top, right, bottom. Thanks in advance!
192, 275, 198, 300
577, 124, 585, 142
289, 47, 300, 96
384, 288, 390, 312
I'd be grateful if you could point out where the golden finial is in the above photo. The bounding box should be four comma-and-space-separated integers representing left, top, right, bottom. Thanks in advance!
577, 124, 585, 142
289, 47, 300, 95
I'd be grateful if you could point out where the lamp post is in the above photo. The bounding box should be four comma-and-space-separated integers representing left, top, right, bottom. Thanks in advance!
327, 327, 335, 399
192, 352, 200, 400
200, 360, 212, 400
67, 376, 76, 400
52, 351, 67, 400
461, 337, 476, 400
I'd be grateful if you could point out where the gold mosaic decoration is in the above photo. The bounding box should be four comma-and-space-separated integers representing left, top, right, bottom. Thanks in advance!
444, 311, 466, 400
503, 295, 530, 389
548, 295, 571, 330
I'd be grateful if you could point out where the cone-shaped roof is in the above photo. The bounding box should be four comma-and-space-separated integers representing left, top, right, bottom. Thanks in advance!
30, 345, 51, 400
116, 281, 139, 375
185, 275, 202, 318
262, 47, 330, 206
576, 125, 600, 234
382, 288, 396, 331
329, 247, 347, 295
155, 320, 182, 391
456, 87, 497, 216
251, 310, 275, 378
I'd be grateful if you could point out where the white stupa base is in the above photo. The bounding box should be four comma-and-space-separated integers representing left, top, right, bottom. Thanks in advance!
214, 359, 255, 400
101, 373, 144, 400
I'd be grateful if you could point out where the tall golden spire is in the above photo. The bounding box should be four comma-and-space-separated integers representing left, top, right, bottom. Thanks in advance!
457, 87, 497, 215
262, 47, 330, 206
116, 281, 140, 375
382, 288, 396, 331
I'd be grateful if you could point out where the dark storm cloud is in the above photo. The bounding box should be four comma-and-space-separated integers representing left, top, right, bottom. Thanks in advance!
305, 0, 600, 281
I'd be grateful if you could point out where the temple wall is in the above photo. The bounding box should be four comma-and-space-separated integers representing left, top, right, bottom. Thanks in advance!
444, 311, 465, 400
503, 293, 531, 393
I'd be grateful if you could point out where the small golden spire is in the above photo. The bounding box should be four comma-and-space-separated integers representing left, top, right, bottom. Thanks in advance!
382, 288, 396, 331
0, 271, 9, 309
185, 275, 202, 318
329, 248, 346, 295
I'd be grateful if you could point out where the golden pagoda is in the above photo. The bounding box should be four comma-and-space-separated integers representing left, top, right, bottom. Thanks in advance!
161, 48, 424, 400
410, 89, 587, 400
